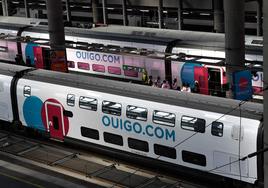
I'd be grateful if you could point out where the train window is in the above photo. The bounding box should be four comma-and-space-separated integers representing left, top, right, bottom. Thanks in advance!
77, 62, 90, 70
181, 116, 206, 133
154, 144, 176, 159
79, 96, 97, 111
23, 86, 31, 97
182, 150, 206, 167
124, 70, 138, 77
128, 138, 149, 152
251, 40, 263, 45
102, 101, 121, 116
104, 132, 123, 146
81, 127, 99, 140
63, 110, 73, 118
67, 61, 75, 68
108, 66, 121, 75
92, 64, 105, 73
67, 94, 75, 106
153, 111, 175, 127
126, 105, 147, 121
211, 121, 224, 137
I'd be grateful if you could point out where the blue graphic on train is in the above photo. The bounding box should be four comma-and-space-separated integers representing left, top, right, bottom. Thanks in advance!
25, 43, 39, 66
23, 96, 45, 131
102, 115, 175, 142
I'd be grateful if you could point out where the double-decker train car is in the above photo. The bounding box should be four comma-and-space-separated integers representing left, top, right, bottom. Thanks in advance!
0, 16, 263, 96
0, 63, 263, 186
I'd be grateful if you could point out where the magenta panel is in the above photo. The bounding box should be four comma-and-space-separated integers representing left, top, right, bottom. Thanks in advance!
92, 64, 105, 72
78, 62, 90, 70
124, 70, 138, 77
108, 66, 121, 75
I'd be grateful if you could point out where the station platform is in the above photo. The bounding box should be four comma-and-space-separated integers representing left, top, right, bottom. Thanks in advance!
0, 153, 103, 188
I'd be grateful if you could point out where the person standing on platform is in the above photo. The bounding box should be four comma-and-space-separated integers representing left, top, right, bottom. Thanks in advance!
142, 70, 148, 85
192, 80, 200, 93
172, 78, 179, 90
155, 76, 162, 88
186, 83, 191, 92
147, 75, 153, 86
181, 83, 187, 91
161, 80, 170, 89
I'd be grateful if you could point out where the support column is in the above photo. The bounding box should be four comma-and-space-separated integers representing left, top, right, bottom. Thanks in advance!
46, 0, 68, 72
158, 0, 163, 29
92, 0, 100, 24
257, 0, 263, 36
2, 0, 8, 16
264, 0, 268, 187
102, 0, 107, 25
177, 0, 183, 30
224, 0, 245, 98
122, 0, 128, 26
213, 0, 224, 33
24, 0, 30, 18
66, 0, 72, 25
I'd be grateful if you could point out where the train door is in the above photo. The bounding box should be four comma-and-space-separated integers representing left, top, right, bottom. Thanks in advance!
33, 46, 44, 69
45, 101, 64, 141
194, 67, 209, 95
33, 46, 50, 69
207, 68, 222, 96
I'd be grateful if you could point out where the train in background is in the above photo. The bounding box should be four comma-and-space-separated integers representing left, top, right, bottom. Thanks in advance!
0, 16, 263, 97
0, 63, 263, 187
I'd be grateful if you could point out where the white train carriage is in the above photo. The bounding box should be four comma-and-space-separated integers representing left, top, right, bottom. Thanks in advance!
0, 64, 260, 185
0, 17, 263, 94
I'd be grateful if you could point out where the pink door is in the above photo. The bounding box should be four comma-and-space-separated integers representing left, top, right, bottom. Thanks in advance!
194, 67, 209, 95
45, 102, 64, 140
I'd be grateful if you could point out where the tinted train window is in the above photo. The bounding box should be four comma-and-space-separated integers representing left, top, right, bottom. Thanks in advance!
77, 62, 90, 70
79, 96, 97, 111
126, 105, 147, 121
211, 121, 224, 137
124, 70, 138, 77
154, 144, 176, 159
153, 111, 175, 127
102, 101, 121, 116
92, 64, 105, 72
81, 127, 99, 140
181, 116, 205, 133
128, 138, 149, 152
108, 66, 121, 75
104, 132, 123, 146
67, 61, 75, 68
67, 94, 75, 106
182, 150, 206, 167
23, 86, 31, 97
63, 110, 73, 117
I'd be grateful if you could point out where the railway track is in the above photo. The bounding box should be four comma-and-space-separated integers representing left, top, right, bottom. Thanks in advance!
0, 128, 210, 188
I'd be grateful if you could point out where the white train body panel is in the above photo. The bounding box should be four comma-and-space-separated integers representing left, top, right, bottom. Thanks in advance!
16, 78, 260, 183
0, 75, 13, 122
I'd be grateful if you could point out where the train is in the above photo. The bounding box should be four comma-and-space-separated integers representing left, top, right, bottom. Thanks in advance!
0, 63, 263, 187
0, 16, 263, 96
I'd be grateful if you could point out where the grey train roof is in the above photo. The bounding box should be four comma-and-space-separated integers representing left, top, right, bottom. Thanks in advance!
90, 25, 225, 48
0, 17, 262, 52
2, 64, 259, 121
